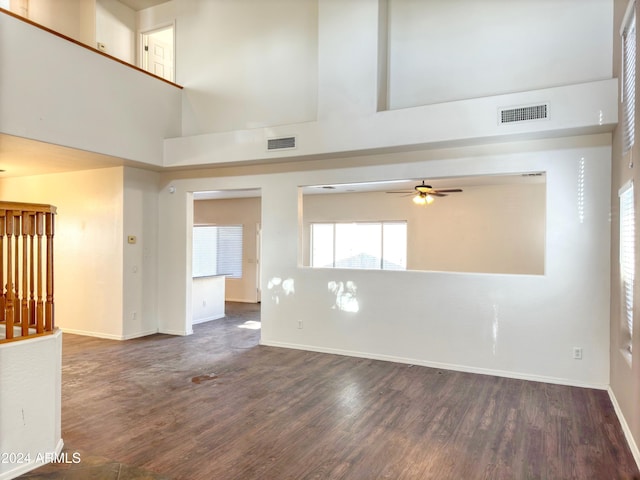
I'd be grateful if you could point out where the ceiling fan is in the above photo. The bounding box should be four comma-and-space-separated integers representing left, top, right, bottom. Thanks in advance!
386, 180, 463, 205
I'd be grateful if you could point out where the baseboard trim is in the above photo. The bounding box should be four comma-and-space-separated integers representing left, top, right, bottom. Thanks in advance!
59, 327, 124, 340
158, 328, 193, 336
608, 387, 640, 470
192, 314, 225, 325
59, 328, 158, 341
0, 438, 63, 480
259, 340, 608, 390
121, 329, 159, 340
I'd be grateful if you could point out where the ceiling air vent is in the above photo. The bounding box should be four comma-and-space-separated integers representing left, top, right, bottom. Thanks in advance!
267, 136, 296, 151
499, 104, 548, 124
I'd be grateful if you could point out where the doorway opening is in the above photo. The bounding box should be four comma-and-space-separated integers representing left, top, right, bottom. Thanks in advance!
141, 25, 174, 82
190, 189, 262, 332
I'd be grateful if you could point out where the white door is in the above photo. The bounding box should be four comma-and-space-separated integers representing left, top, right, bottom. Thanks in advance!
142, 26, 174, 82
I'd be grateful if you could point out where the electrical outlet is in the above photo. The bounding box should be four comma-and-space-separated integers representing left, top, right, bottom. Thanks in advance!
573, 347, 582, 360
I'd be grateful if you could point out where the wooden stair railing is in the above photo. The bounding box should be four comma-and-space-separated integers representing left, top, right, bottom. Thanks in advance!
0, 202, 56, 343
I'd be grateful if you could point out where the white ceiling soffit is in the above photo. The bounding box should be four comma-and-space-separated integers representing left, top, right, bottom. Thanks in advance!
0, 134, 127, 178
193, 189, 262, 200
192, 174, 545, 200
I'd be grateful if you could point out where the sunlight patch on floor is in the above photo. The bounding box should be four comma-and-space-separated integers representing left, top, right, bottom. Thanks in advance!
237, 320, 261, 330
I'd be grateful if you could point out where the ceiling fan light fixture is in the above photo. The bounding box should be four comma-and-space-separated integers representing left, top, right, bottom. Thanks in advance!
385, 179, 462, 205
413, 194, 427, 205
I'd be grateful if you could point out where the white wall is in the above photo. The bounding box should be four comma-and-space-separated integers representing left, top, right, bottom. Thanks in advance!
159, 0, 613, 149
165, 79, 618, 168
162, 0, 616, 170
0, 331, 63, 480
123, 167, 159, 339
317, 0, 380, 119
192, 275, 225, 324
0, 167, 161, 341
2, 0, 27, 16
96, 0, 136, 62
0, 11, 182, 167
194, 197, 261, 302
610, 0, 640, 466
303, 181, 546, 274
388, 0, 613, 109
28, 0, 96, 46
138, 0, 175, 33
175, 0, 318, 135
0, 168, 125, 339
159, 134, 611, 388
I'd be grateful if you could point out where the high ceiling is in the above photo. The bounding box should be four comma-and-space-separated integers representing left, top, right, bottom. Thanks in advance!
1, 1, 548, 191
116, 0, 170, 11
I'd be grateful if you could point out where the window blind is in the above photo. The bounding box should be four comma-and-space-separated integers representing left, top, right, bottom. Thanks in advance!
192, 226, 218, 277
216, 225, 243, 278
620, 182, 635, 354
622, 3, 636, 154
193, 225, 243, 279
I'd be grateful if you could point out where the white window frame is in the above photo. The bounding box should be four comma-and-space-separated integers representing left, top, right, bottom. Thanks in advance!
620, 180, 635, 359
621, 0, 636, 156
310, 221, 407, 271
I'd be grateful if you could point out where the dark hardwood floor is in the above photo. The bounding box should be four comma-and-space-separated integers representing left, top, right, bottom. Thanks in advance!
20, 302, 640, 479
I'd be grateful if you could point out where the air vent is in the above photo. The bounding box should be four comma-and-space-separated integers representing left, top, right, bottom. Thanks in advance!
499, 104, 548, 124
267, 136, 296, 151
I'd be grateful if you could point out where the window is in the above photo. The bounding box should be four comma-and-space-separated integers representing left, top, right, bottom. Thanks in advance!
310, 222, 407, 270
622, 0, 636, 155
193, 225, 243, 278
620, 182, 635, 356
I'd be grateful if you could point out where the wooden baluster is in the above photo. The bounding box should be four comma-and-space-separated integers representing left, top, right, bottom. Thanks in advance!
5, 212, 14, 340
13, 212, 20, 331
28, 212, 36, 329
36, 212, 44, 334
45, 212, 54, 332
0, 204, 56, 341
21, 211, 29, 337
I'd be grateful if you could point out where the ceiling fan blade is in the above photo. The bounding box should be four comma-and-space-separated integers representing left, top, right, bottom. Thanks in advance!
433, 188, 463, 193
429, 192, 447, 197
385, 191, 414, 194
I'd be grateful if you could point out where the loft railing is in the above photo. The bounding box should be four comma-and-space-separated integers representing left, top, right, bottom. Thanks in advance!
0, 8, 182, 89
0, 202, 56, 343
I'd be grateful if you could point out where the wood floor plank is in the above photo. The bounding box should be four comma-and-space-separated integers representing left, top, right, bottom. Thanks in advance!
20, 302, 640, 480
